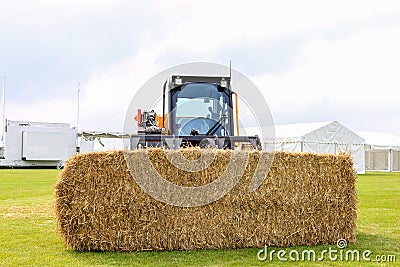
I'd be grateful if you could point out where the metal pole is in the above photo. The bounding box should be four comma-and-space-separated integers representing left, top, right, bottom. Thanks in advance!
76, 82, 81, 153
77, 82, 80, 132
2, 76, 6, 135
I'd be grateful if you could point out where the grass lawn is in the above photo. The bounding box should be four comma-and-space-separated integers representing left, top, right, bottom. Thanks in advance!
0, 170, 398, 266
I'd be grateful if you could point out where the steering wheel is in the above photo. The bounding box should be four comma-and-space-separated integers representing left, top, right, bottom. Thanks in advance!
179, 118, 213, 135
179, 118, 228, 136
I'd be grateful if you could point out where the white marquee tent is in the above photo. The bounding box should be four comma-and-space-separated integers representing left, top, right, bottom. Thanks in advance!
243, 121, 366, 174
355, 131, 400, 172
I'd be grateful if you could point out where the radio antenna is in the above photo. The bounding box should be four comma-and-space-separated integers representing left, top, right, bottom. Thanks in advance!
229, 60, 232, 88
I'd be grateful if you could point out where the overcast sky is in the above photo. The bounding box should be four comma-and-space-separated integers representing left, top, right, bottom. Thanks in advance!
1, 0, 399, 136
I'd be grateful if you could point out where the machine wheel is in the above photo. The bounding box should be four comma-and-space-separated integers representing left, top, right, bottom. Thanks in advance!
199, 138, 217, 149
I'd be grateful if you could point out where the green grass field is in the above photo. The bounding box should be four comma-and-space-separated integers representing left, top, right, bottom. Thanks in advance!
0, 170, 398, 266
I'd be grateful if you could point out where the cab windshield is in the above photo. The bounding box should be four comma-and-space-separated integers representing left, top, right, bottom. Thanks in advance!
174, 83, 230, 136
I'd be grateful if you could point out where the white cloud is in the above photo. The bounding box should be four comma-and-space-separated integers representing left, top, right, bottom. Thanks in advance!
254, 23, 400, 129
6, 98, 76, 126
79, 46, 167, 132
155, 0, 400, 51
304, 25, 400, 102
3, 0, 400, 139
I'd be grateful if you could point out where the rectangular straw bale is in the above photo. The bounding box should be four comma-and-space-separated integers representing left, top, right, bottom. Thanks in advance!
54, 149, 357, 251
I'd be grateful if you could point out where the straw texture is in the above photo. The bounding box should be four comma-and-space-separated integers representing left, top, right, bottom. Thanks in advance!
54, 149, 357, 251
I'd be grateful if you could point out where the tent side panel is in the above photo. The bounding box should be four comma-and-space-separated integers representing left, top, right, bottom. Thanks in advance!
393, 151, 400, 171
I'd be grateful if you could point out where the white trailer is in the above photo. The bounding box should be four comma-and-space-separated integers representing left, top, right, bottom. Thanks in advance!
0, 120, 77, 168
